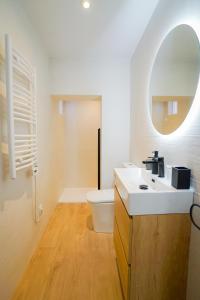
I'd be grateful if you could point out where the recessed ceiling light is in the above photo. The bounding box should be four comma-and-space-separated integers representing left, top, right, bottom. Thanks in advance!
81, 0, 91, 9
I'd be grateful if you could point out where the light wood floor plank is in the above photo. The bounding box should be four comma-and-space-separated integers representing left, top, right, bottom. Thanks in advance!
12, 204, 122, 300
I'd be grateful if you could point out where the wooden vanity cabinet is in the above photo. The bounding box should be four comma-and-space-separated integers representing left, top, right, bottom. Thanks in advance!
114, 187, 191, 300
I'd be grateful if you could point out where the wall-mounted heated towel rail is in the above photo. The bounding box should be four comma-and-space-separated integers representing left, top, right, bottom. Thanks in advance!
5, 34, 37, 179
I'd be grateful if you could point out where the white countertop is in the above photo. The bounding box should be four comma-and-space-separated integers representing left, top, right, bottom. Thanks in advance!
114, 167, 193, 216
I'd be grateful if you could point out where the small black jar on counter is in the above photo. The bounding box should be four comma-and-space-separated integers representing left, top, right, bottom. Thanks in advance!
171, 167, 191, 189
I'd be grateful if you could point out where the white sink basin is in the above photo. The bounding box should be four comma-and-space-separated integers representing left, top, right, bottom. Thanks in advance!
114, 167, 193, 216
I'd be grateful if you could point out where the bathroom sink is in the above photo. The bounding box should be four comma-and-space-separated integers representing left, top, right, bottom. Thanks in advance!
114, 167, 193, 216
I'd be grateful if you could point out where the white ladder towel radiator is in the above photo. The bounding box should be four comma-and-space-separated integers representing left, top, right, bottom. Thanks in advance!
5, 34, 38, 179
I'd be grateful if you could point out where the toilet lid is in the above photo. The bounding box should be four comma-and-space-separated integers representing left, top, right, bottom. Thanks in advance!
86, 189, 114, 204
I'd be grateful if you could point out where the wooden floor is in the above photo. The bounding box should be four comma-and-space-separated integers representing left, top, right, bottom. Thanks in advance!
13, 204, 123, 300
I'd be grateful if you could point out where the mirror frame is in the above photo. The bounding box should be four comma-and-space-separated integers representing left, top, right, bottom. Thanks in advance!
147, 23, 200, 137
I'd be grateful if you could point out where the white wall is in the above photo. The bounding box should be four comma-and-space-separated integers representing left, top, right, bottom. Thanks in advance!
63, 100, 101, 188
50, 59, 130, 188
0, 1, 63, 299
130, 0, 200, 299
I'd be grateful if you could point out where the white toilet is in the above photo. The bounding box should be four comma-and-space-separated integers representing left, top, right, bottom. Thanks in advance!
86, 189, 114, 233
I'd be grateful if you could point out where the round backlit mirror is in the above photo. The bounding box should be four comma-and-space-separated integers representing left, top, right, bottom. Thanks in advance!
150, 24, 200, 135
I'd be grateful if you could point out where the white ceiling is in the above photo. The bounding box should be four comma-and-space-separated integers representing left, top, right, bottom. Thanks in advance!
20, 0, 159, 60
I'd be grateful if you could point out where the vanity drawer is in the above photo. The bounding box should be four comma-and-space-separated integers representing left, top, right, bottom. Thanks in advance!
114, 187, 132, 263
114, 220, 130, 300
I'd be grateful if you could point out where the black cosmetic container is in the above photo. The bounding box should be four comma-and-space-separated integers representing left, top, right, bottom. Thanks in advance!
171, 167, 191, 189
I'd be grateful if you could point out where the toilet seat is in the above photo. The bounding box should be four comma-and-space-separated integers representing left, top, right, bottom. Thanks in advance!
86, 189, 114, 204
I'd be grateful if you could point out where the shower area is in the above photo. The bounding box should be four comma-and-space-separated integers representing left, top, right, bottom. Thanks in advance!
54, 95, 101, 203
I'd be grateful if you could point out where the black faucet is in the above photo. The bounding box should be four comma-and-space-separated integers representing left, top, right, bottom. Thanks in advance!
157, 157, 165, 177
142, 151, 158, 174
142, 151, 165, 177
